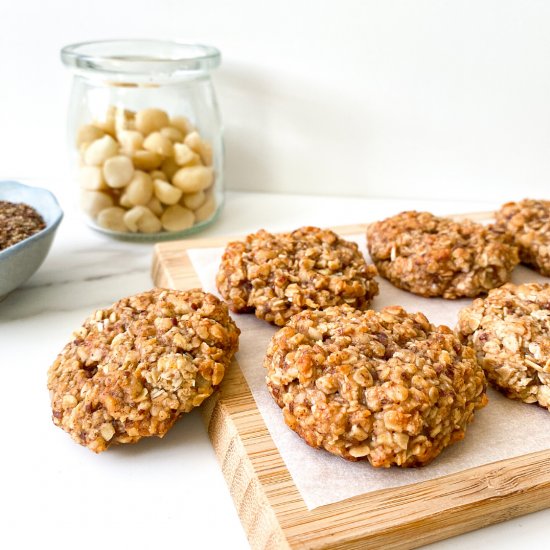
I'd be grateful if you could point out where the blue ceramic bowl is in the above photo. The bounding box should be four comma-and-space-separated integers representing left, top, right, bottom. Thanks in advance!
0, 181, 63, 300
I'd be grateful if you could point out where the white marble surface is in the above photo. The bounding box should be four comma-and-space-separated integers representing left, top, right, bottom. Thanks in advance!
1, 190, 548, 550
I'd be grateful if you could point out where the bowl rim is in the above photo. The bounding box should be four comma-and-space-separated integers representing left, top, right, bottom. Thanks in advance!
0, 181, 64, 259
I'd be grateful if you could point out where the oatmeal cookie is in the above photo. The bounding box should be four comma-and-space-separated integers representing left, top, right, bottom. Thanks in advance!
48, 289, 240, 452
265, 305, 487, 467
494, 199, 550, 276
366, 211, 519, 299
457, 283, 550, 410
216, 226, 379, 326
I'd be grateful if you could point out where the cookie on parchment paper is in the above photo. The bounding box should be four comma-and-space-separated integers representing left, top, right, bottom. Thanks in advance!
48, 289, 240, 452
265, 304, 488, 468
457, 282, 550, 411
366, 211, 519, 299
216, 226, 379, 326
494, 199, 550, 277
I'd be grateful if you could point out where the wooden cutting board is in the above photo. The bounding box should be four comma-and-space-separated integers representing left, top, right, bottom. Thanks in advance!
151, 220, 550, 550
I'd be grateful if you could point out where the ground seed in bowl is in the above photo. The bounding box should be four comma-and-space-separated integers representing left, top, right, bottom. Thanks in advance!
0, 200, 46, 251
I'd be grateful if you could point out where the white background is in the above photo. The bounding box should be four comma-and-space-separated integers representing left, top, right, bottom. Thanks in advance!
1, 0, 550, 200
1, 3, 550, 549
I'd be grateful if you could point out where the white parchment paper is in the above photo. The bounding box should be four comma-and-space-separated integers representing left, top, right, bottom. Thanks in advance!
188, 234, 550, 510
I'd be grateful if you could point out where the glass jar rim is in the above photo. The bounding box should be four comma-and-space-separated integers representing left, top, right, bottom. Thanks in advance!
61, 39, 221, 77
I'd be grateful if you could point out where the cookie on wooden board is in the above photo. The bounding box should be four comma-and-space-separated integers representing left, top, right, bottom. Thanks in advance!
48, 288, 240, 452
265, 304, 488, 468
457, 282, 550, 411
366, 211, 519, 299
216, 226, 379, 326
494, 199, 550, 277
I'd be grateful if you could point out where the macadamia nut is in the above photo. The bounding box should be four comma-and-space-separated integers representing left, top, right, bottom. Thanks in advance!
136, 108, 170, 135
161, 157, 179, 180
154, 179, 182, 205
124, 206, 162, 233
185, 131, 213, 166
103, 155, 135, 188
172, 166, 213, 193
84, 135, 118, 166
160, 126, 185, 142
118, 130, 144, 154
125, 171, 153, 206
77, 125, 105, 148
143, 132, 174, 157
79, 166, 107, 191
161, 205, 195, 232
181, 190, 206, 210
170, 115, 194, 136
147, 197, 164, 217
81, 191, 114, 218
194, 193, 217, 223
119, 192, 133, 209
132, 150, 163, 171
150, 170, 167, 181
174, 143, 198, 166
97, 207, 128, 232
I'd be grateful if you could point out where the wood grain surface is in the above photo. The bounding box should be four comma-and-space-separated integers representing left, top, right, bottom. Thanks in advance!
151, 218, 550, 550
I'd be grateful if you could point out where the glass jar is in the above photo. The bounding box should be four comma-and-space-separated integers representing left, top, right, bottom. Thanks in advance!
61, 39, 223, 240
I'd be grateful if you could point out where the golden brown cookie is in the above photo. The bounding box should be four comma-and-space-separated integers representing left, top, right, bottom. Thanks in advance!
366, 211, 519, 299
48, 289, 240, 452
216, 226, 379, 326
265, 305, 487, 467
494, 199, 550, 276
457, 282, 550, 410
